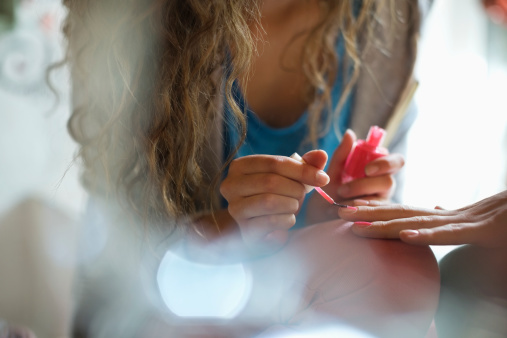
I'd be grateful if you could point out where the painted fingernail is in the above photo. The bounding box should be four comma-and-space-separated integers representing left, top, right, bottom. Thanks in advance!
340, 206, 358, 213
365, 165, 379, 176
354, 221, 372, 227
316, 170, 330, 185
403, 230, 419, 237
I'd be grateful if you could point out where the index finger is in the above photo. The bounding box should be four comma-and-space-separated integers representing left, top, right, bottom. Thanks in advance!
230, 155, 330, 187
339, 203, 451, 222
351, 214, 458, 239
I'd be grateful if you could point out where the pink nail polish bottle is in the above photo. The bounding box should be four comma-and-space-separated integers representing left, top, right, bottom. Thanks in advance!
341, 126, 388, 183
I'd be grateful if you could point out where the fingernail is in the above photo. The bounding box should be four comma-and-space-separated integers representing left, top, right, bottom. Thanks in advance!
340, 206, 357, 213
337, 185, 349, 196
353, 199, 369, 206
354, 221, 372, 227
316, 170, 330, 185
403, 230, 419, 237
365, 165, 379, 176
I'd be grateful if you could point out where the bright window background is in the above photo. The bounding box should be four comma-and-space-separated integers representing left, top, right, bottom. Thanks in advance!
0, 0, 84, 217
403, 0, 507, 260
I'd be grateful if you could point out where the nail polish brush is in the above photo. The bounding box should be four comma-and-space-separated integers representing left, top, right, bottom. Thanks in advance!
290, 153, 356, 210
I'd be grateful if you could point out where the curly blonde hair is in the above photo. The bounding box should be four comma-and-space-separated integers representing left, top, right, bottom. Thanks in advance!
62, 0, 389, 232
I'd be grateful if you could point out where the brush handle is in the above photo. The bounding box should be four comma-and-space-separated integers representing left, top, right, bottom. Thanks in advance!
290, 153, 315, 193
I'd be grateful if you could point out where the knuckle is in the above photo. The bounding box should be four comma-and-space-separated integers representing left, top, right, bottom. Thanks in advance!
300, 163, 316, 183
398, 204, 414, 213
445, 223, 462, 232
461, 211, 476, 223
268, 156, 285, 173
262, 194, 278, 212
263, 175, 279, 192
413, 215, 433, 223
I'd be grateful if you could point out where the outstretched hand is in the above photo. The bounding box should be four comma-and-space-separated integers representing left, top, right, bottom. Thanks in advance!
339, 190, 507, 248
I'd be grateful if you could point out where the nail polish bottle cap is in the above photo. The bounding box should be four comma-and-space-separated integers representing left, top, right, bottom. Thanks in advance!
365, 126, 386, 148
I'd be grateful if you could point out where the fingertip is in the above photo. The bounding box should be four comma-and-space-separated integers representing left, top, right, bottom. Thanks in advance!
344, 128, 356, 139
302, 150, 328, 171
400, 229, 430, 246
340, 205, 358, 213
337, 207, 358, 221
353, 221, 372, 227
317, 148, 329, 159
316, 170, 330, 185
342, 129, 356, 146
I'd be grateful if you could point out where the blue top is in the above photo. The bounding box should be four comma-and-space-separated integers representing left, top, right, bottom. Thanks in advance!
222, 34, 354, 228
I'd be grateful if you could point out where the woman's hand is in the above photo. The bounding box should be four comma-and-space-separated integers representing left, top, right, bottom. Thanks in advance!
306, 129, 404, 224
220, 150, 329, 250
339, 190, 507, 248
333, 129, 404, 202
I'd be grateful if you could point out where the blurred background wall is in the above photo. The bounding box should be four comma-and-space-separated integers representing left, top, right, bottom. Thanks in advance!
0, 0, 506, 337
404, 0, 507, 260
0, 1, 81, 337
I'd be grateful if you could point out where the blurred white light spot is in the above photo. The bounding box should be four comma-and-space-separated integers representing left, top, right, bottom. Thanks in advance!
157, 251, 252, 318
266, 325, 374, 338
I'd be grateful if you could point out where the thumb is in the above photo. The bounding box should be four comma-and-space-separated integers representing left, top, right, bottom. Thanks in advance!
327, 129, 356, 181
301, 149, 328, 170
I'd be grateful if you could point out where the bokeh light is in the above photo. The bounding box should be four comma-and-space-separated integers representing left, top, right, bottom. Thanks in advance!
157, 250, 252, 318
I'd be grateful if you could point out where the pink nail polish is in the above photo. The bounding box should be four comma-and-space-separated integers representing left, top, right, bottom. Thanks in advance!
354, 221, 372, 227
341, 126, 388, 183
340, 206, 358, 213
